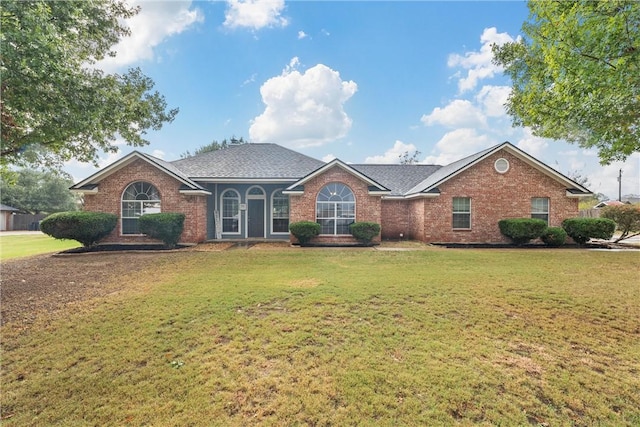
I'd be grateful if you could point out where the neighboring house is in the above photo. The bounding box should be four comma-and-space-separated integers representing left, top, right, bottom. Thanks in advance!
593, 200, 628, 209
70, 141, 592, 245
0, 204, 20, 231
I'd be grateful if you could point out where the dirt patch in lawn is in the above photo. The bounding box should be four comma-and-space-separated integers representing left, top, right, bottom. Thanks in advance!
0, 252, 168, 326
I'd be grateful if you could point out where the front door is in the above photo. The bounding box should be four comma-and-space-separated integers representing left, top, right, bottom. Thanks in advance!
247, 199, 264, 238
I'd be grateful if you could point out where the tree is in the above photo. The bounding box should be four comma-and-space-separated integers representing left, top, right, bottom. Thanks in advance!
398, 150, 421, 165
180, 137, 247, 158
0, 1, 178, 170
601, 204, 640, 242
0, 169, 78, 214
492, 1, 639, 164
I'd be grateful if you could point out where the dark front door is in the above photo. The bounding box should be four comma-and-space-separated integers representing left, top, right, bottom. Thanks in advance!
247, 199, 264, 238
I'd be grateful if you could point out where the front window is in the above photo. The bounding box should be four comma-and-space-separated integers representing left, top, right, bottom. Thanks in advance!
531, 197, 549, 224
272, 190, 289, 233
452, 197, 471, 229
222, 190, 240, 233
316, 183, 355, 235
121, 182, 161, 234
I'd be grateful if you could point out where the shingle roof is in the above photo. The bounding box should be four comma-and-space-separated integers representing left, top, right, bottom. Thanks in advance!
405, 144, 499, 195
0, 204, 20, 212
350, 164, 442, 196
171, 143, 325, 179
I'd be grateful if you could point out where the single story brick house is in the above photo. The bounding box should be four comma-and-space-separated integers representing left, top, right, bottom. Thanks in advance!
70, 141, 591, 245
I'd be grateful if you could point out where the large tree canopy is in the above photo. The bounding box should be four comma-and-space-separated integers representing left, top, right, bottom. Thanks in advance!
492, 0, 639, 164
0, 0, 178, 169
0, 169, 78, 214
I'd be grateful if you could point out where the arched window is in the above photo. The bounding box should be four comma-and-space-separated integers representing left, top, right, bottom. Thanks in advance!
271, 189, 289, 233
316, 183, 355, 235
121, 182, 161, 234
222, 189, 240, 233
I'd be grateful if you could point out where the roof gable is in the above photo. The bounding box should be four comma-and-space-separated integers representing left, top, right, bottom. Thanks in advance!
406, 142, 592, 196
70, 151, 209, 194
285, 159, 390, 193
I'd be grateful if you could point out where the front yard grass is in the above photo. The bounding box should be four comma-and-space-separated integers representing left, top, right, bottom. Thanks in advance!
0, 233, 80, 260
2, 247, 639, 425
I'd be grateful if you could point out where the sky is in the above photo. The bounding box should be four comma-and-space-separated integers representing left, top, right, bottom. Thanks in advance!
66, 0, 640, 201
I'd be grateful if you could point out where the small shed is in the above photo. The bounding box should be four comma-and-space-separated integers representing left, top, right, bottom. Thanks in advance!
0, 204, 21, 231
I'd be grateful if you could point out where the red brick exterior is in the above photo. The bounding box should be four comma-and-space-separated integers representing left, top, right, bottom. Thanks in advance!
83, 147, 579, 245
379, 149, 579, 243
83, 159, 207, 244
289, 166, 383, 244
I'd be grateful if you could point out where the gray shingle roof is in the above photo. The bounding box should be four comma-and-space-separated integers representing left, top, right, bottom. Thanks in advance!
171, 143, 325, 179
350, 164, 442, 196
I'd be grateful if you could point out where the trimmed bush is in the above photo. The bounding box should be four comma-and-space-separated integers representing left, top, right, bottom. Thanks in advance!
541, 226, 567, 247
40, 211, 118, 247
350, 222, 381, 245
498, 218, 548, 245
289, 221, 321, 246
562, 217, 616, 245
601, 204, 640, 242
138, 213, 185, 248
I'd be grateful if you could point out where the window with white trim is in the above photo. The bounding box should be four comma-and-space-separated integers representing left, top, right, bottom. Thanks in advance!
452, 197, 471, 229
272, 190, 289, 233
531, 197, 549, 224
222, 189, 240, 233
121, 182, 161, 234
316, 183, 355, 235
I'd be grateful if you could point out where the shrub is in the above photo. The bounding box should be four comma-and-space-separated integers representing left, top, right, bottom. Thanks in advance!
40, 211, 118, 247
541, 226, 567, 247
600, 204, 640, 242
350, 222, 381, 245
289, 221, 321, 246
138, 213, 185, 248
562, 217, 616, 245
498, 218, 547, 245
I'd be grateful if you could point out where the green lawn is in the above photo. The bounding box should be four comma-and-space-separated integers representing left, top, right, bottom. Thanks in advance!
0, 233, 80, 260
2, 247, 639, 425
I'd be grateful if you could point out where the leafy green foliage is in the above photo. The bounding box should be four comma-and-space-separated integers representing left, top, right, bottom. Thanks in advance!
40, 211, 117, 247
288, 221, 321, 245
540, 226, 567, 247
600, 204, 640, 242
0, 1, 177, 169
498, 218, 548, 245
349, 222, 381, 245
492, 1, 640, 164
180, 137, 247, 158
562, 217, 616, 245
138, 213, 185, 248
0, 169, 77, 214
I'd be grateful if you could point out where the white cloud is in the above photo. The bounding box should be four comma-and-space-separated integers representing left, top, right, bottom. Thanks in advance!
223, 0, 288, 30
364, 141, 418, 164
151, 149, 165, 159
585, 153, 640, 199
421, 99, 486, 128
424, 129, 494, 165
249, 59, 358, 147
515, 128, 549, 158
448, 27, 515, 93
298, 30, 308, 39
322, 154, 336, 162
475, 85, 510, 118
98, 1, 203, 71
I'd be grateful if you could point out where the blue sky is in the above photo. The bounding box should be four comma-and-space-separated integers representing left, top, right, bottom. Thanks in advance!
67, 0, 640, 200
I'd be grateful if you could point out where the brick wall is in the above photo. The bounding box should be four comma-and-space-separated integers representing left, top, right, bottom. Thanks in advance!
289, 166, 383, 244
419, 149, 579, 243
83, 159, 207, 244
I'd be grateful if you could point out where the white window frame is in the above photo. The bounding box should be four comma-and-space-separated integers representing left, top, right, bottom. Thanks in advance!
271, 189, 290, 235
531, 197, 550, 224
221, 189, 241, 235
121, 181, 161, 235
452, 197, 471, 230
316, 183, 356, 235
